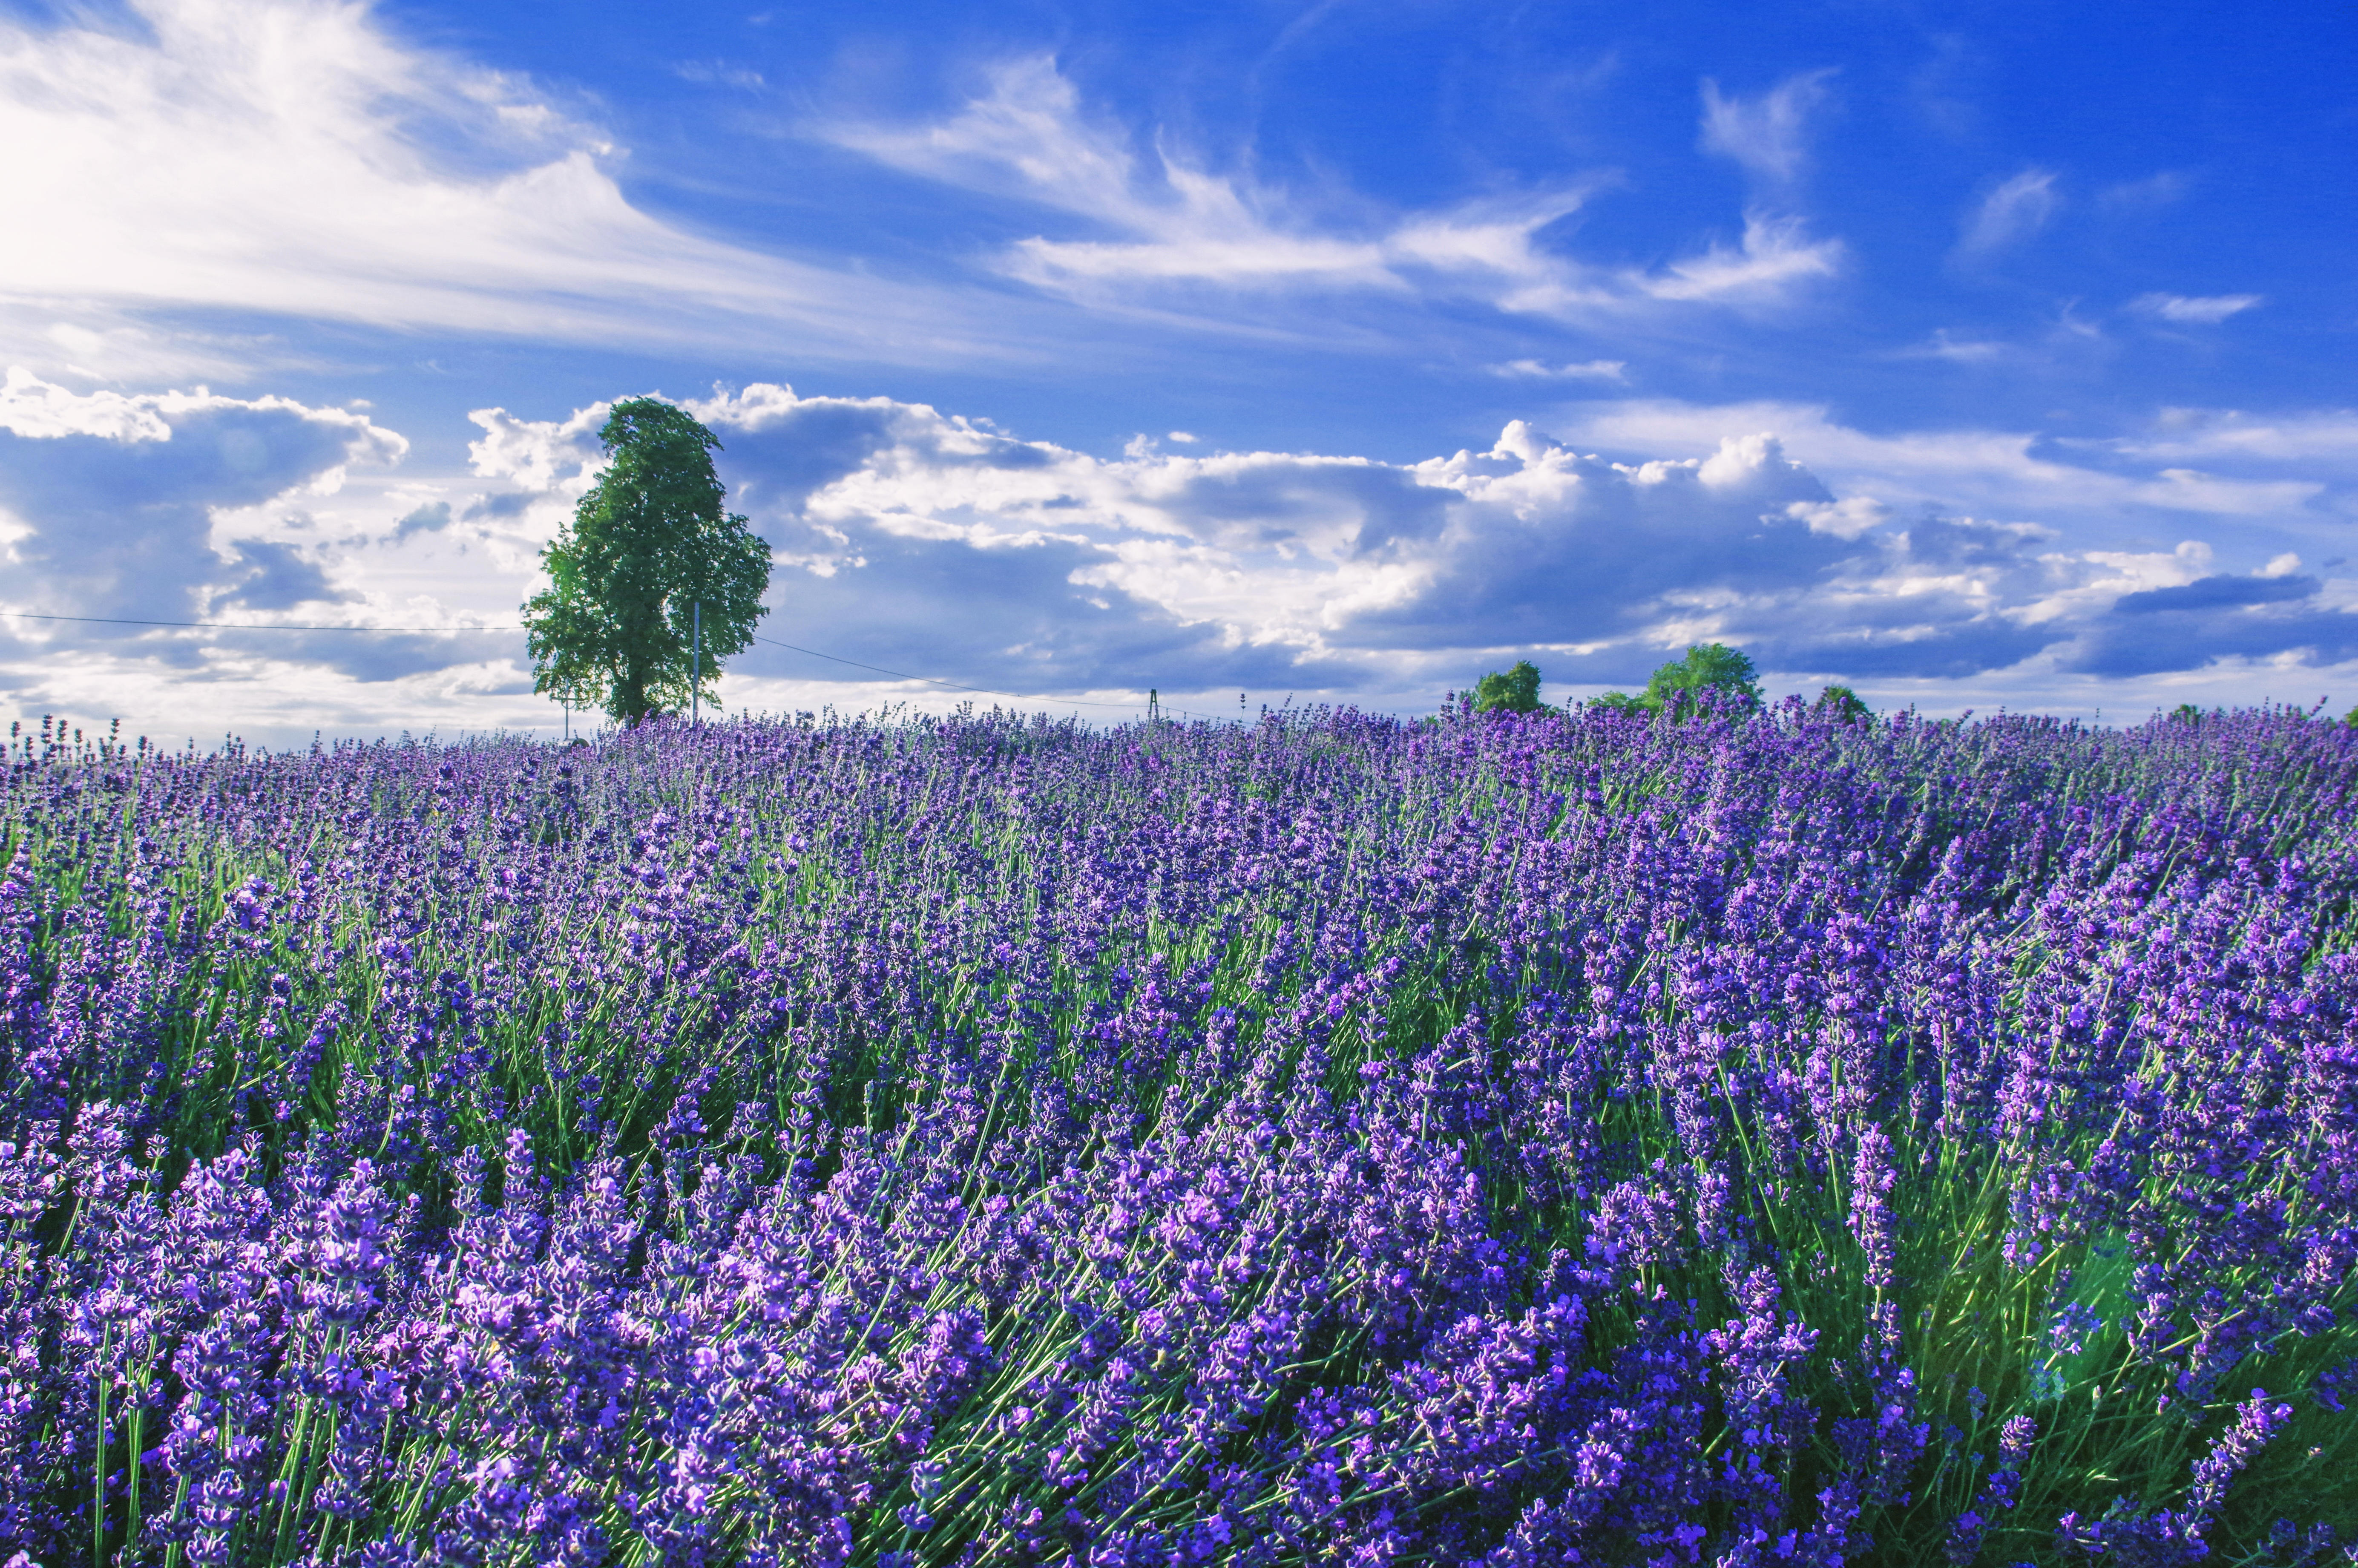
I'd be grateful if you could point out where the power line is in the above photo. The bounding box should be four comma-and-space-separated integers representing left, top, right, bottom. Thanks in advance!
2, 610, 510, 633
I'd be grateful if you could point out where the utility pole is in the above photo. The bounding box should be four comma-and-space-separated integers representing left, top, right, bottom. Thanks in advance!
691, 599, 702, 725
1148, 687, 1159, 725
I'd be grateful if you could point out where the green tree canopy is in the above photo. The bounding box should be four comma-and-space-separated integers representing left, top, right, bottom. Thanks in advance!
523, 399, 772, 726
1592, 643, 1763, 716
1473, 660, 1546, 714
1642, 643, 1762, 712
1813, 684, 1872, 723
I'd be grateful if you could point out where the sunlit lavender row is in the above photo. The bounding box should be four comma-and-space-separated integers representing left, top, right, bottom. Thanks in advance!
3, 699, 2355, 1565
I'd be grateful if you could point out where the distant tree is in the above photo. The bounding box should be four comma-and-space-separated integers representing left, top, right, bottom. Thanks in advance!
1642, 644, 1762, 714
2342, 702, 2358, 728
523, 399, 772, 726
1592, 644, 1763, 716
1814, 684, 1873, 723
1474, 660, 1547, 714
2173, 703, 2207, 725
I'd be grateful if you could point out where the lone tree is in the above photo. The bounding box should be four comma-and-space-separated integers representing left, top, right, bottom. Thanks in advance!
523, 398, 771, 726
1473, 659, 1547, 714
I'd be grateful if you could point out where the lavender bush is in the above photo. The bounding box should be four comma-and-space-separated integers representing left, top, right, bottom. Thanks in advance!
2, 698, 2355, 1566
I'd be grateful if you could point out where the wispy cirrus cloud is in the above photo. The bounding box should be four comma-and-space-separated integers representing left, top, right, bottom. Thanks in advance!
2102, 408, 2358, 466
1487, 359, 1628, 381
822, 57, 1843, 321
0, 0, 1025, 378
673, 60, 766, 92
1698, 69, 1838, 184
1956, 167, 2061, 259
2129, 292, 2265, 324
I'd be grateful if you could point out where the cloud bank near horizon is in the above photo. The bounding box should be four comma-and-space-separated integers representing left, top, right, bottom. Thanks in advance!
478, 382, 2358, 692
5, 367, 2356, 743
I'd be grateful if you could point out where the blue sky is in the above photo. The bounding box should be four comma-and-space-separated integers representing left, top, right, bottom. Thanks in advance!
2, 0, 2354, 743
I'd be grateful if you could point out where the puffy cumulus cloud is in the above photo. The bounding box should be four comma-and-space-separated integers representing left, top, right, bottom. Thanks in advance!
475, 384, 2358, 703
2067, 564, 2358, 678
822, 57, 1842, 321
0, 369, 540, 739
1338, 429, 1844, 661
1543, 399, 2358, 680
1556, 398, 2350, 526
0, 368, 403, 621
217, 538, 350, 611
20, 374, 2358, 744
0, 0, 1021, 380
480, 384, 1354, 695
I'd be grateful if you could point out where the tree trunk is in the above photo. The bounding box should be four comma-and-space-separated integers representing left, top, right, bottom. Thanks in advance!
619, 662, 650, 726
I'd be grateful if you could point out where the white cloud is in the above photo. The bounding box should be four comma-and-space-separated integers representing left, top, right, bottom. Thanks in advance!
468, 402, 608, 494
16, 311, 291, 386
1555, 396, 2344, 539
2096, 171, 2191, 214
0, 365, 175, 442
674, 60, 766, 91
824, 56, 1842, 320
466, 384, 2358, 699
1697, 69, 1837, 184
2129, 292, 2264, 324
1558, 398, 2128, 513
15, 373, 2358, 742
0, 0, 1018, 374
0, 362, 469, 690
0, 370, 571, 746
2131, 467, 2322, 515
1488, 359, 1628, 381
1904, 330, 2011, 364
1957, 168, 2060, 258
2104, 409, 2358, 466
1784, 495, 1890, 539
1631, 214, 1843, 304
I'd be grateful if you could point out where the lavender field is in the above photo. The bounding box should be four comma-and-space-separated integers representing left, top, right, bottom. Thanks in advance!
3, 700, 2356, 1566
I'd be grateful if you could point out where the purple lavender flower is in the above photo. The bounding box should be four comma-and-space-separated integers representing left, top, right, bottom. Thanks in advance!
0, 701, 2349, 1563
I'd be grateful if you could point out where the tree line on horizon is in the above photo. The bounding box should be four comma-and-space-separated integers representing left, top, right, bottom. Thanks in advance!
1471, 645, 1872, 723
